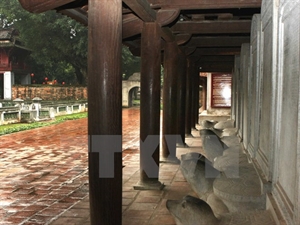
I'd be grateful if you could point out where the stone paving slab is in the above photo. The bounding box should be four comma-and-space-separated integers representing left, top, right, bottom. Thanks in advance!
0, 108, 138, 224
49, 130, 203, 225
6, 113, 268, 225
0, 108, 203, 225
0, 111, 280, 225
0, 119, 89, 225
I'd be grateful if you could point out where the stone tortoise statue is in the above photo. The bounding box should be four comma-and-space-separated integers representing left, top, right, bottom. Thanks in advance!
166, 195, 276, 225
180, 152, 229, 215
180, 150, 266, 213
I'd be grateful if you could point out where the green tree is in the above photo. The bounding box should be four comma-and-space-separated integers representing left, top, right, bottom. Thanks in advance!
0, 0, 88, 84
0, 0, 141, 84
122, 46, 141, 80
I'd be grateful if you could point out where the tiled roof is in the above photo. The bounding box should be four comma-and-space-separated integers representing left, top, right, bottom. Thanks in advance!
0, 28, 18, 40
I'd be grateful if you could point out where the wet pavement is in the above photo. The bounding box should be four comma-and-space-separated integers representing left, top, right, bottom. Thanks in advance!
0, 114, 89, 225
0, 107, 203, 225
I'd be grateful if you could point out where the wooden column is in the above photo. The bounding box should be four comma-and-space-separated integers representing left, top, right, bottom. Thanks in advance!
185, 58, 193, 136
134, 22, 164, 190
191, 64, 199, 129
162, 41, 180, 163
88, 1, 122, 224
194, 69, 200, 127
176, 51, 187, 146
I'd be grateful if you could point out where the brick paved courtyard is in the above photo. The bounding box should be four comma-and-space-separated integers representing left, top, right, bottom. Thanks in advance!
0, 108, 202, 224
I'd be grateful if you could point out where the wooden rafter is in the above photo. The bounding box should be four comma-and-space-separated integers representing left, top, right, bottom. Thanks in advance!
171, 20, 252, 34
185, 36, 250, 47
122, 0, 156, 22
18, 0, 75, 13
148, 0, 261, 10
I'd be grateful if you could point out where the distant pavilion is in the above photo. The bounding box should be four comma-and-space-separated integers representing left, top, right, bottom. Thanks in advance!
0, 28, 31, 100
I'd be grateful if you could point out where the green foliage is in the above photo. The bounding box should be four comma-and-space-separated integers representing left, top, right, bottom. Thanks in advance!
0, 112, 87, 135
0, 0, 87, 84
0, 1, 141, 84
122, 46, 141, 80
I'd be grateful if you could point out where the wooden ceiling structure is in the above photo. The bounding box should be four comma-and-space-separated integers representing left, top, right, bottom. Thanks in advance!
19, 0, 261, 72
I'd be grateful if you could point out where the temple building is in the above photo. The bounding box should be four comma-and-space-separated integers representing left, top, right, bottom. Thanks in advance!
0, 28, 31, 100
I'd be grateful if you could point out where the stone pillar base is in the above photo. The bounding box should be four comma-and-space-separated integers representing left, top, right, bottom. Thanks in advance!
160, 156, 180, 164
185, 134, 194, 138
134, 180, 165, 190
177, 142, 189, 148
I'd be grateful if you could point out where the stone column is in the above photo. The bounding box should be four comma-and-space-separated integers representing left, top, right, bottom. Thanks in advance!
88, 0, 122, 224
3, 71, 14, 100
161, 41, 180, 163
234, 55, 241, 128
185, 58, 193, 137
134, 22, 164, 190
199, 77, 207, 112
248, 14, 262, 158
21, 74, 31, 85
241, 43, 250, 149
177, 51, 187, 146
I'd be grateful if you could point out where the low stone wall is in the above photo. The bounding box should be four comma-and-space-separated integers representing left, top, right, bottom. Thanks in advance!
12, 86, 87, 101
0, 101, 88, 125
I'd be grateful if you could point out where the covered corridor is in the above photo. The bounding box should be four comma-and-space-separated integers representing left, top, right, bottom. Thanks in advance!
16, 0, 300, 224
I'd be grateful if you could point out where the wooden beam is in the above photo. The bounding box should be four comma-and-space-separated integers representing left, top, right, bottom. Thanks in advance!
193, 47, 241, 56
157, 8, 180, 26
199, 65, 233, 73
59, 10, 145, 40
176, 33, 192, 45
59, 8, 88, 25
198, 63, 234, 72
198, 55, 235, 62
59, 10, 144, 39
171, 20, 252, 34
122, 14, 143, 39
148, 0, 262, 10
18, 0, 75, 13
122, 0, 156, 22
183, 47, 196, 55
185, 36, 250, 47
160, 27, 175, 42
122, 2, 177, 41
18, 0, 262, 14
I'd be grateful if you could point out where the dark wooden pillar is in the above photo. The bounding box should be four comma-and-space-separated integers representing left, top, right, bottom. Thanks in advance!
177, 51, 187, 146
185, 58, 193, 136
161, 41, 180, 163
88, 1, 122, 224
194, 69, 200, 128
191, 64, 199, 129
134, 22, 164, 190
